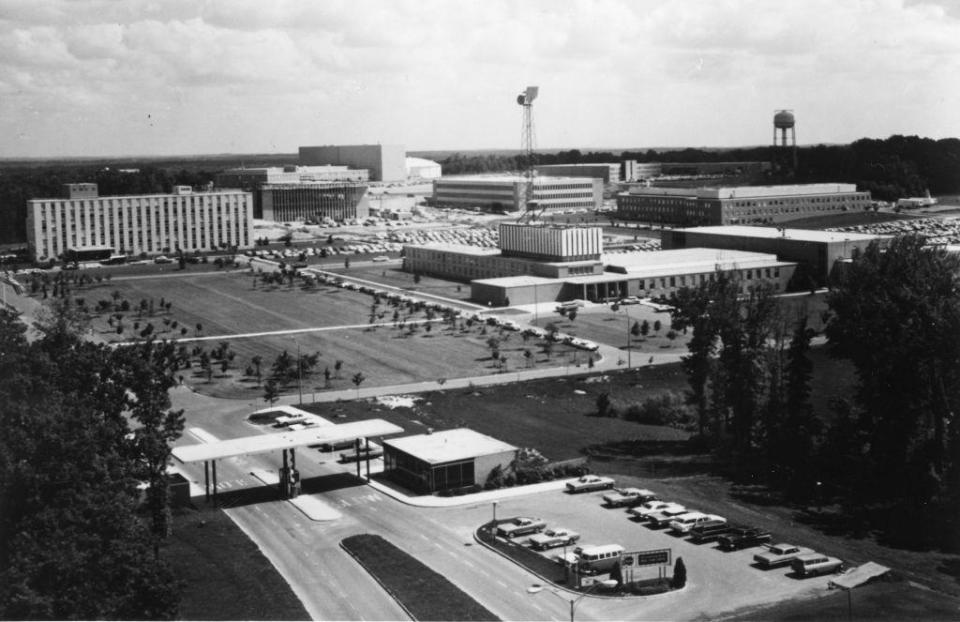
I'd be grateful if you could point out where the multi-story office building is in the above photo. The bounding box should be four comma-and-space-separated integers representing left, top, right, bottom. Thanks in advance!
616, 183, 872, 226
299, 144, 406, 182
535, 163, 621, 184
432, 175, 602, 213
259, 183, 369, 222
499, 223, 602, 262
26, 185, 253, 261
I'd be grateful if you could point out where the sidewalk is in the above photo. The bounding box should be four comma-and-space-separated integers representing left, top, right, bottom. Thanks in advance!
365, 476, 572, 508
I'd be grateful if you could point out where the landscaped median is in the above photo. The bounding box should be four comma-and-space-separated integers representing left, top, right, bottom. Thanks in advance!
340, 534, 499, 621
475, 521, 678, 597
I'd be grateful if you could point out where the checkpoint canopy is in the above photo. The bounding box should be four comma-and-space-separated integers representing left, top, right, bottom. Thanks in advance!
172, 419, 404, 464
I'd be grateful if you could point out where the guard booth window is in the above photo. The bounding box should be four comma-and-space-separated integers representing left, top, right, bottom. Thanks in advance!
430, 460, 475, 492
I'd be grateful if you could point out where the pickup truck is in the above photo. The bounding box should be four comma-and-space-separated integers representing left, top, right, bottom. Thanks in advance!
496, 517, 547, 538
648, 506, 697, 528
717, 527, 772, 551
628, 501, 683, 521
528, 528, 580, 550
602, 488, 658, 508
753, 543, 813, 568
565, 475, 615, 493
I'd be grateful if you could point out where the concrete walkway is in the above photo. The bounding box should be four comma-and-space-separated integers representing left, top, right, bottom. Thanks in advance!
365, 476, 573, 508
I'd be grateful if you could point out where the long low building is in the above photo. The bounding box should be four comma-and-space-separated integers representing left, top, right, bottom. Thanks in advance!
27, 184, 254, 261
403, 243, 603, 281
662, 225, 890, 285
432, 175, 602, 213
471, 248, 796, 306
616, 183, 873, 227
258, 182, 369, 222
535, 163, 620, 184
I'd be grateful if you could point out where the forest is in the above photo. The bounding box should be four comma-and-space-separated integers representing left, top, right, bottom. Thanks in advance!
667, 235, 960, 548
0, 302, 184, 619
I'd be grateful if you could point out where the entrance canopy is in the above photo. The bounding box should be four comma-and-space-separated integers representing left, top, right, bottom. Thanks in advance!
172, 419, 403, 464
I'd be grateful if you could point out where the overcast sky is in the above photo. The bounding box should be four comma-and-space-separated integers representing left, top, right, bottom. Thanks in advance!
1, 0, 958, 158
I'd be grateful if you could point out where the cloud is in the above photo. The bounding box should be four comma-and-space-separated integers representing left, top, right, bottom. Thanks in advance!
0, 0, 957, 157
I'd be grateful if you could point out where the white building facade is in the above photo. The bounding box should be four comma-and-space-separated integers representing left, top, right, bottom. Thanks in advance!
27, 187, 254, 261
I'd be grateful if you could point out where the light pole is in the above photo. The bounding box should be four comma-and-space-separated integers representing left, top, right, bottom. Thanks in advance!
532, 581, 603, 622
492, 501, 498, 526
291, 338, 303, 406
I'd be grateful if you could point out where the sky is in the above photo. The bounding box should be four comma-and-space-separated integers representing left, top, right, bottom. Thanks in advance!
1, 0, 959, 158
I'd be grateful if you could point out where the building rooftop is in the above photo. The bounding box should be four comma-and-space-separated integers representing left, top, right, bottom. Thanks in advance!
405, 243, 501, 256
30, 189, 250, 202
172, 419, 404, 463
437, 174, 595, 184
383, 428, 517, 465
677, 225, 888, 243
601, 248, 793, 279
472, 275, 560, 287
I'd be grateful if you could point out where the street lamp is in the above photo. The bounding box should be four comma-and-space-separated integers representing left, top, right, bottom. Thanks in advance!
491, 501, 498, 527
531, 581, 604, 622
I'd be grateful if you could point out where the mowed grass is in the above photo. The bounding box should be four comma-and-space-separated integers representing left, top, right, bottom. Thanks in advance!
78, 271, 577, 398
325, 263, 476, 303
340, 534, 498, 622
533, 306, 690, 355
303, 365, 691, 462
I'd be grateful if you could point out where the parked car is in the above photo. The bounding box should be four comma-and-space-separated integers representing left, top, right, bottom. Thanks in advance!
496, 517, 547, 538
565, 475, 615, 493
372, 255, 390, 262
619, 296, 641, 305
602, 487, 658, 508
628, 501, 683, 521
717, 527, 772, 551
688, 520, 735, 543
791, 553, 844, 577
754, 543, 813, 568
528, 528, 580, 550
669, 513, 725, 535
648, 506, 696, 528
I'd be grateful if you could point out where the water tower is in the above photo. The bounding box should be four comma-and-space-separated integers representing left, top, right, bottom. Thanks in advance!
772, 109, 797, 174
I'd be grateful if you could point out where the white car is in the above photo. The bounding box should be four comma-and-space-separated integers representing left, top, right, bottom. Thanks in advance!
668, 513, 725, 535
628, 501, 683, 521
565, 475, 615, 493
528, 528, 580, 551
754, 544, 814, 568
372, 255, 390, 262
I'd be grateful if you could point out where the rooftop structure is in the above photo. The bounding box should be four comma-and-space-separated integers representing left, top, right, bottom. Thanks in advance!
383, 428, 517, 465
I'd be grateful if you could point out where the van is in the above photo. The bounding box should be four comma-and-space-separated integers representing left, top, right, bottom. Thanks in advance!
575, 544, 624, 574
790, 553, 843, 577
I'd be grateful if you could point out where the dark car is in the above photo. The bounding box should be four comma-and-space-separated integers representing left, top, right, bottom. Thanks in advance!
717, 527, 772, 551
688, 520, 733, 543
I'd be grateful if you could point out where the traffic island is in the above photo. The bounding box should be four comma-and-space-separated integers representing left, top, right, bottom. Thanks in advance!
476, 521, 678, 597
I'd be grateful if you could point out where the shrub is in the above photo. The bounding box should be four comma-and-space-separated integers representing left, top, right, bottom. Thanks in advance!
671, 557, 687, 589
622, 391, 694, 428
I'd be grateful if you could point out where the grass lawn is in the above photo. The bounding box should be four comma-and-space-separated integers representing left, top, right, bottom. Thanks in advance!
62, 271, 579, 398
165, 507, 310, 621
340, 534, 498, 621
302, 365, 691, 463
533, 306, 690, 357
325, 263, 476, 303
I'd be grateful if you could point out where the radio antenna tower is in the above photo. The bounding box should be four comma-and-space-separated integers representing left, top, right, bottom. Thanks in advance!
516, 86, 539, 222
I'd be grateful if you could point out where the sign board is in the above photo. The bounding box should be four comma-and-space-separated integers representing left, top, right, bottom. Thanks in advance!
622, 548, 671, 568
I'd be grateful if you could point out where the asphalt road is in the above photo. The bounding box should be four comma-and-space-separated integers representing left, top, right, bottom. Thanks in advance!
171, 390, 835, 621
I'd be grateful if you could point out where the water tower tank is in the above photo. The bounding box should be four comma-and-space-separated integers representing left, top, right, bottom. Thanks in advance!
774, 110, 795, 129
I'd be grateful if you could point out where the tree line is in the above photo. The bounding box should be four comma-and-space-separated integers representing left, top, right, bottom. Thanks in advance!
0, 301, 184, 618
667, 235, 960, 542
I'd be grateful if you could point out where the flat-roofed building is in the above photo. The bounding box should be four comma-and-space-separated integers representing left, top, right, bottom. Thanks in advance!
259, 183, 369, 222
662, 225, 891, 284
402, 243, 603, 282
535, 163, 620, 184
617, 183, 872, 226
216, 165, 368, 189
499, 223, 602, 262
382, 428, 518, 494
26, 186, 253, 261
299, 144, 406, 182
470, 248, 796, 306
623, 161, 663, 182
405, 157, 442, 180
432, 175, 602, 213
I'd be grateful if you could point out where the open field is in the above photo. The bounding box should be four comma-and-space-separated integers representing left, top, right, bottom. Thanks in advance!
324, 263, 476, 303
71, 271, 577, 398
532, 305, 691, 357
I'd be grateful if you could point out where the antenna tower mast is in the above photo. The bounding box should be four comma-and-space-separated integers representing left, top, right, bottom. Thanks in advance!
516, 86, 539, 222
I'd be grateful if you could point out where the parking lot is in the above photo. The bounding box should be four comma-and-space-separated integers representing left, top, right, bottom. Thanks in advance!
440, 483, 839, 620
